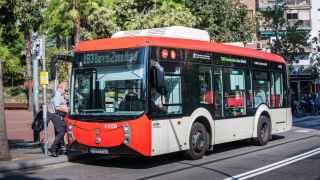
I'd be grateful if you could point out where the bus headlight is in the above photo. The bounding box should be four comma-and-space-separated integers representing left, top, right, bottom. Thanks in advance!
123, 124, 130, 145
68, 124, 73, 131
67, 124, 74, 143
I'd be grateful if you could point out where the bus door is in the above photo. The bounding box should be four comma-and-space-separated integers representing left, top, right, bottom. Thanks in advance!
198, 66, 216, 136
270, 71, 287, 132
212, 67, 234, 143
214, 68, 254, 143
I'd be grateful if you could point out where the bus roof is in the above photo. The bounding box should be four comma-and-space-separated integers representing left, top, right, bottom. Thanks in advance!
75, 36, 287, 64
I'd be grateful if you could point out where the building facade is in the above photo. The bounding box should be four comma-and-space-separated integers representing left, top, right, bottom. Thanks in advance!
238, 0, 257, 18
310, 0, 320, 39
254, 1, 317, 103
256, 0, 311, 49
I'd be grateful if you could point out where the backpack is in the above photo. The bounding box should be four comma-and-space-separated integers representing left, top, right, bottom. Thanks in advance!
32, 110, 44, 132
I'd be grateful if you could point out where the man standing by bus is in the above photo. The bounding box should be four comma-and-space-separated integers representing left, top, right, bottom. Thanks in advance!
49, 82, 68, 157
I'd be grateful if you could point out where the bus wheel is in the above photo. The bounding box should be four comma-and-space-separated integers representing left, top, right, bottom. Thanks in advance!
184, 122, 209, 160
254, 115, 271, 146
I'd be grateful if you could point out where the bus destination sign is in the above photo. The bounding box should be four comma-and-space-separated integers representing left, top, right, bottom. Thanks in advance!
77, 49, 139, 66
216, 56, 247, 66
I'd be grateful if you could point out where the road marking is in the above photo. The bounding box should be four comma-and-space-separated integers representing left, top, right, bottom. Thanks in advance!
294, 129, 311, 133
224, 147, 320, 180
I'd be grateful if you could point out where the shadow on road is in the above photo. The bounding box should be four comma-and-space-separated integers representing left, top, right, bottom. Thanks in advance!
73, 135, 286, 170
0, 167, 70, 180
74, 152, 185, 169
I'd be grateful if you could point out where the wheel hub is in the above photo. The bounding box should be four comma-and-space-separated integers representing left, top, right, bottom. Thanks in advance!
260, 123, 268, 139
192, 131, 205, 153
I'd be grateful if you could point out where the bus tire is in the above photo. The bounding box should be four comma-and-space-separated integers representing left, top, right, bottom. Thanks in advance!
254, 115, 271, 146
184, 122, 209, 160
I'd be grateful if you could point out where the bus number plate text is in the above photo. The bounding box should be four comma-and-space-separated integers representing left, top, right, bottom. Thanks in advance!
90, 148, 109, 154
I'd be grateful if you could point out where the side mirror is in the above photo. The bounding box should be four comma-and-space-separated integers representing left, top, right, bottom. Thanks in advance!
152, 65, 166, 93
155, 64, 166, 93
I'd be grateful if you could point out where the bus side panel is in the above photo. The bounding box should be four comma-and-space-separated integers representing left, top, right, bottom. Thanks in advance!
151, 117, 190, 156
214, 116, 254, 144
286, 108, 293, 131
269, 108, 287, 133
151, 108, 215, 156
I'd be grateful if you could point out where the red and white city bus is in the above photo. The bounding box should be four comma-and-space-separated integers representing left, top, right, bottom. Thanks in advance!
65, 27, 292, 159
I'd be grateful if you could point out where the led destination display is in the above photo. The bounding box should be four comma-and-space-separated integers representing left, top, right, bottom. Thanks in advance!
77, 49, 139, 66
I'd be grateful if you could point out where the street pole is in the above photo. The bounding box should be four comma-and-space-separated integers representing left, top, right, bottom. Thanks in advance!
40, 36, 48, 157
32, 33, 40, 142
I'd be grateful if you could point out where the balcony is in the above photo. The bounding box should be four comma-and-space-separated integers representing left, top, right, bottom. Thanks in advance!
285, 0, 311, 9
257, 0, 311, 11
286, 0, 310, 6
287, 20, 311, 29
258, 1, 285, 11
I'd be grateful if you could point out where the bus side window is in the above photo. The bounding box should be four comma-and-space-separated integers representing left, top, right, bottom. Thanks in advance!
199, 67, 213, 104
253, 71, 270, 108
150, 62, 182, 115
246, 70, 254, 115
271, 71, 283, 108
213, 68, 223, 118
223, 68, 246, 118
164, 67, 182, 114
274, 72, 283, 108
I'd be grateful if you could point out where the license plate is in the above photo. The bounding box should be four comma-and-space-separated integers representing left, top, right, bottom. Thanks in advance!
90, 148, 109, 154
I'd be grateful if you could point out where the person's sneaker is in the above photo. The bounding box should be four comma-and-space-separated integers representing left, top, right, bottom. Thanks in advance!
57, 148, 65, 155
49, 148, 58, 157
51, 151, 58, 157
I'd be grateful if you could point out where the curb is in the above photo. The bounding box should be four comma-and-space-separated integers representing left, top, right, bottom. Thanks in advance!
0, 155, 68, 173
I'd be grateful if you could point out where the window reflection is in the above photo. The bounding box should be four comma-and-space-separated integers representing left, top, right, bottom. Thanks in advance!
150, 62, 182, 115
223, 69, 246, 117
253, 71, 270, 107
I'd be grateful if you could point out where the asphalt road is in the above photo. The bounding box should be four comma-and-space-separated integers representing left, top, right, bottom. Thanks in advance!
1, 116, 320, 180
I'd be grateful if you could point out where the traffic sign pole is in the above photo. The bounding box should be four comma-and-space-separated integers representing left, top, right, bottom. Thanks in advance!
32, 33, 40, 142
39, 36, 49, 157
43, 36, 48, 157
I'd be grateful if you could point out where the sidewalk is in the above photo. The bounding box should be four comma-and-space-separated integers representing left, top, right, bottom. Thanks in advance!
0, 110, 68, 172
0, 141, 68, 173
293, 115, 320, 123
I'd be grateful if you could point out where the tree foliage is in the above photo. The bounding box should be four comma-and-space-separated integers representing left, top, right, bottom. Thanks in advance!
45, 0, 117, 45
125, 1, 197, 30
14, 0, 45, 31
0, 0, 24, 85
280, 23, 310, 60
13, 0, 46, 110
1, 0, 256, 83
185, 0, 255, 42
82, 1, 118, 39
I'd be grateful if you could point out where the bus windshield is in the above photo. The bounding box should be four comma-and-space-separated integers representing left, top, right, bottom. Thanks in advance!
70, 48, 146, 117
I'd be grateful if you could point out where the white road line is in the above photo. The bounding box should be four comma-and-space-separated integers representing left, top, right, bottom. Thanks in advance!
224, 147, 320, 180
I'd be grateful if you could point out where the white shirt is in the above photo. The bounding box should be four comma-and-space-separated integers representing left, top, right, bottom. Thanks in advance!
50, 91, 66, 113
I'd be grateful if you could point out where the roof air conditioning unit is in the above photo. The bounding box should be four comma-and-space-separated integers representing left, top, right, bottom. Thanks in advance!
111, 26, 210, 42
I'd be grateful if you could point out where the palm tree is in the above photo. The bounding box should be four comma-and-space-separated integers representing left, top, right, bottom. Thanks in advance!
13, 1, 44, 111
